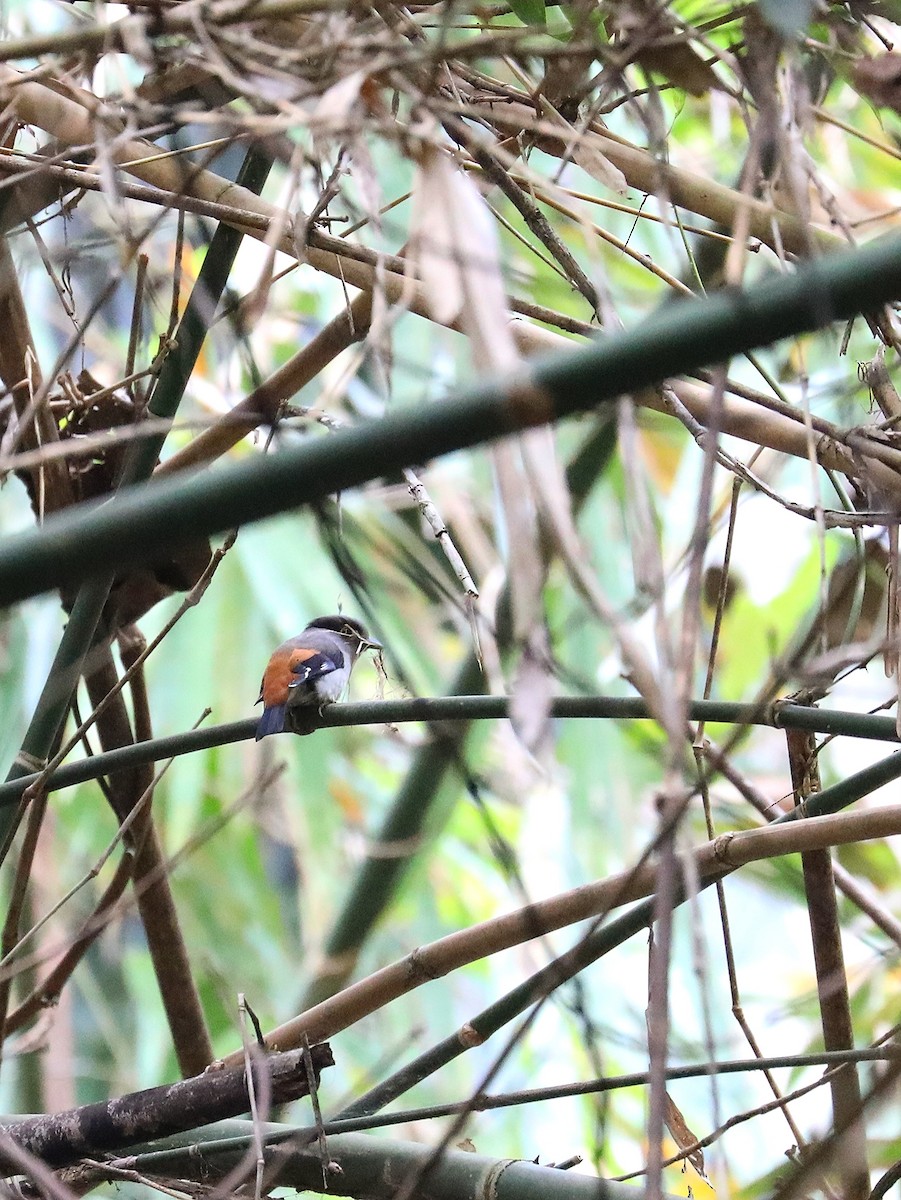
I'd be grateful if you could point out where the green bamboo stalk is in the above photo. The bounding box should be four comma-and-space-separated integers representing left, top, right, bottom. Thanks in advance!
117, 1124, 671, 1200
1, 232, 900, 607
122, 146, 272, 483
0, 580, 121, 866
779, 747, 901, 820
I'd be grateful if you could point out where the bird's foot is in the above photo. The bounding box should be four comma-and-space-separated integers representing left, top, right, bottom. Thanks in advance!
285, 708, 320, 736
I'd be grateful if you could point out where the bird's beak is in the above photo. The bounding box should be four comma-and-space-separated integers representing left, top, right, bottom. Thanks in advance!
364, 637, 382, 652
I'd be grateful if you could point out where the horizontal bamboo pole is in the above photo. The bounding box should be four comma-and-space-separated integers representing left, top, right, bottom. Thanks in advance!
0, 695, 898, 806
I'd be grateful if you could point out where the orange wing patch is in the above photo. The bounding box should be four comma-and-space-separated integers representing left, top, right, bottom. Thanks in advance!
261, 646, 317, 706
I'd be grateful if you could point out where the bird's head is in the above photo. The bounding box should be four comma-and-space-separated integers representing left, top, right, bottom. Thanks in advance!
305, 614, 382, 655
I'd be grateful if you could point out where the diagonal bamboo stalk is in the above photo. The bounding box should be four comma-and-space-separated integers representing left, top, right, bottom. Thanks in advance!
0, 231, 898, 607
216, 803, 901, 1066
332, 761, 901, 1122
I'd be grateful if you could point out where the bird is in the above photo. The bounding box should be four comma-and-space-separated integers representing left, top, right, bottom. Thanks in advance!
256, 615, 381, 741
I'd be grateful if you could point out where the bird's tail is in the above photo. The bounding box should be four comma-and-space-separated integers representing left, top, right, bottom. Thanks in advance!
256, 703, 287, 740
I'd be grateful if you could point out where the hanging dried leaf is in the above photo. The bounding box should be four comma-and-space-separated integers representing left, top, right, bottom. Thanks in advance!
608, 2, 724, 97
493, 436, 553, 753
311, 70, 367, 136
409, 138, 559, 756
509, 596, 554, 758
664, 1092, 707, 1179
409, 138, 519, 371
853, 53, 901, 113
571, 140, 630, 196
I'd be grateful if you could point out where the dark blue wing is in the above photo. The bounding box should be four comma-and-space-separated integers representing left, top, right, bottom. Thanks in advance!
288, 647, 343, 688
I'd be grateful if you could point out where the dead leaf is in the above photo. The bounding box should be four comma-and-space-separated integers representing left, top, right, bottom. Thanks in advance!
537, 101, 630, 194
608, 3, 724, 97
631, 40, 723, 97
311, 69, 366, 136
853, 53, 901, 114
664, 1092, 707, 1179
571, 141, 630, 195
509, 624, 554, 758
409, 136, 519, 372
409, 130, 557, 757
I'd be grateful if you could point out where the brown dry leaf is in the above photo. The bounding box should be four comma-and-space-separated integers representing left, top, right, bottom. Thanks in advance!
664, 1091, 707, 1179
853, 53, 901, 114
536, 100, 629, 195
311, 69, 367, 136
407, 131, 563, 758
509, 618, 555, 758
632, 40, 723, 97
409, 142, 478, 327
409, 138, 518, 371
823, 539, 889, 651
571, 140, 630, 195
521, 419, 674, 738
346, 138, 383, 238
608, 3, 723, 97
409, 133, 554, 757
494, 437, 553, 757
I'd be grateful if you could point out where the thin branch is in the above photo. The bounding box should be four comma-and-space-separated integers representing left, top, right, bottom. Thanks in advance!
4, 851, 134, 1036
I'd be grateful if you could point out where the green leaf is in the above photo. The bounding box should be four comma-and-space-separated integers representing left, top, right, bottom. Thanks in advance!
509, 0, 546, 26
